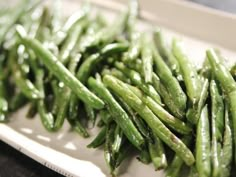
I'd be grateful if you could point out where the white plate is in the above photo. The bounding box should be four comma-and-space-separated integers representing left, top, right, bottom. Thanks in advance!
1, 0, 236, 177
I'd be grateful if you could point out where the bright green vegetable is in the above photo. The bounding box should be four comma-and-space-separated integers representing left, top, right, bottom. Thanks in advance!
153, 41, 187, 113
115, 62, 162, 105
173, 39, 201, 105
210, 80, 224, 177
128, 85, 191, 135
207, 49, 236, 165
88, 76, 145, 150
148, 136, 167, 170
221, 103, 233, 177
103, 75, 195, 166
16, 25, 104, 109
196, 105, 211, 177
141, 34, 153, 83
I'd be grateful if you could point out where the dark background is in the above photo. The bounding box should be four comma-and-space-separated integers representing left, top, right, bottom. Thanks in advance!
1, 1, 235, 177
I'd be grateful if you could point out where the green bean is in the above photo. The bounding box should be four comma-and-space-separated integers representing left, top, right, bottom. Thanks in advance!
221, 103, 233, 177
101, 43, 129, 57
210, 80, 224, 177
87, 126, 106, 148
104, 123, 116, 175
206, 49, 236, 164
9, 92, 28, 112
138, 145, 151, 164
0, 97, 8, 122
11, 55, 41, 100
99, 109, 113, 125
26, 102, 37, 119
141, 34, 153, 83
74, 123, 90, 138
112, 93, 152, 143
88, 77, 144, 150
102, 68, 131, 83
115, 143, 133, 168
81, 10, 128, 51
186, 78, 209, 124
153, 41, 187, 112
16, 25, 104, 109
230, 63, 236, 79
97, 119, 105, 127
0, 0, 29, 44
126, 0, 139, 38
0, 78, 8, 122
103, 75, 195, 166
77, 53, 100, 83
206, 49, 236, 94
35, 6, 51, 42
59, 22, 85, 64
51, 0, 62, 34
123, 32, 141, 62
54, 54, 81, 131
148, 136, 167, 170
173, 39, 201, 104
54, 3, 90, 45
35, 69, 54, 132
112, 125, 124, 154
152, 73, 185, 119
153, 29, 182, 79
196, 105, 211, 177
128, 85, 191, 134
84, 104, 96, 127
165, 136, 191, 177
115, 62, 162, 105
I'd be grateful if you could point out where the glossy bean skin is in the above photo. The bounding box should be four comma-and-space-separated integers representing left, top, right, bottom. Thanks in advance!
103, 75, 195, 166
196, 105, 211, 177
16, 25, 104, 109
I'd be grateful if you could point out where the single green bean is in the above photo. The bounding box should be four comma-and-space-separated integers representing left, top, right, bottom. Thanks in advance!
126, 0, 139, 38
173, 39, 201, 104
87, 126, 106, 148
103, 75, 195, 166
104, 123, 116, 175
141, 34, 153, 83
210, 79, 224, 177
153, 29, 182, 79
221, 103, 233, 177
196, 105, 211, 177
35, 69, 54, 131
112, 125, 124, 154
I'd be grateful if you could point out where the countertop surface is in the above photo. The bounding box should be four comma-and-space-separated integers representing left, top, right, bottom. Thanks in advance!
1, 1, 235, 177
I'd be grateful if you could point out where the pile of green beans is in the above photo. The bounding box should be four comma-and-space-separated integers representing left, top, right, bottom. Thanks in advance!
1, 1, 236, 176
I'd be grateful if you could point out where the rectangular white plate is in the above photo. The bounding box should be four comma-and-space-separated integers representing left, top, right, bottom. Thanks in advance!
0, 0, 236, 177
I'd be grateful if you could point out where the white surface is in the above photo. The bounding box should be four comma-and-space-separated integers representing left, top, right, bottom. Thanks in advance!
1, 0, 236, 177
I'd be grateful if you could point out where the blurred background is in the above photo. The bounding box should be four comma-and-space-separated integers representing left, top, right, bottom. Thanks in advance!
189, 0, 236, 14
